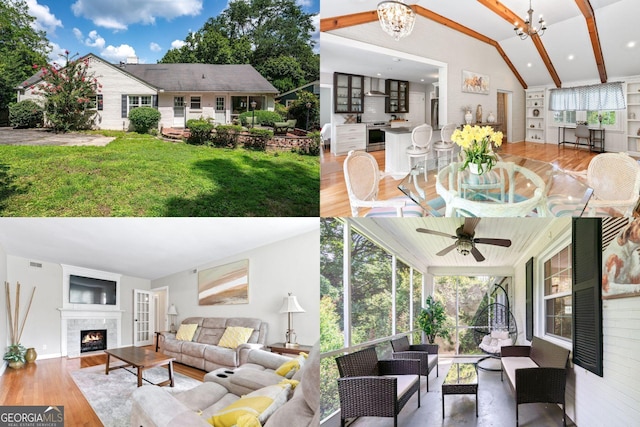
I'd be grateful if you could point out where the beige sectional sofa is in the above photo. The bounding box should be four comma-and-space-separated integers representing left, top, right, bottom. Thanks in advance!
130, 342, 320, 426
159, 317, 268, 371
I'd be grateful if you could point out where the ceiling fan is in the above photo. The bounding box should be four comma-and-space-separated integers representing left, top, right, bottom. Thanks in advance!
416, 218, 512, 262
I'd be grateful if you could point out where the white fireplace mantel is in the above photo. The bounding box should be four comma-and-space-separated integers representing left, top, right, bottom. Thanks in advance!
58, 307, 124, 357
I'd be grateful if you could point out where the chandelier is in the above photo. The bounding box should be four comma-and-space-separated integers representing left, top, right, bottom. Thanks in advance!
513, 0, 546, 40
377, 0, 416, 41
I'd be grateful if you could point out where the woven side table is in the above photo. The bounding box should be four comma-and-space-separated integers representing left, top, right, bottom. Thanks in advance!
442, 362, 478, 418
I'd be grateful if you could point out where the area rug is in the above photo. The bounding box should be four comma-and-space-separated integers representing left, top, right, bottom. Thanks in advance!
71, 364, 202, 427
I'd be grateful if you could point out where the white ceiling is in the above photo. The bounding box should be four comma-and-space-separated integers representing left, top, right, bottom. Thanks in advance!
0, 218, 318, 280
350, 217, 568, 272
321, 0, 640, 87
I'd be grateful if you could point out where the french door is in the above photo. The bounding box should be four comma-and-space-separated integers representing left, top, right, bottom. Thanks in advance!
134, 289, 153, 346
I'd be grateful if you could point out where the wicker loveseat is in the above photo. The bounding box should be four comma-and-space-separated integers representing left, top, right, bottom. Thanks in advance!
159, 317, 267, 371
501, 337, 570, 426
390, 336, 439, 391
335, 346, 421, 427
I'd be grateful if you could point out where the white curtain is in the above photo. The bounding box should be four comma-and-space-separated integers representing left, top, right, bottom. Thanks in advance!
549, 82, 625, 111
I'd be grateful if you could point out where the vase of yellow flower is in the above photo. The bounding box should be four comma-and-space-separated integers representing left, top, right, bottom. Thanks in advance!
451, 125, 503, 175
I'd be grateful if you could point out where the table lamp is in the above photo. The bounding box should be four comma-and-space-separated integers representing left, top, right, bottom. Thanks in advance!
279, 293, 305, 348
168, 304, 178, 333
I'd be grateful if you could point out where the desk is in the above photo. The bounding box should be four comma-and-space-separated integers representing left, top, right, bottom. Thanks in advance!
557, 126, 605, 152
398, 153, 593, 217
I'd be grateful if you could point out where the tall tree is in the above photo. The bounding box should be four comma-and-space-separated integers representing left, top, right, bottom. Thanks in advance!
0, 0, 49, 111
160, 0, 318, 93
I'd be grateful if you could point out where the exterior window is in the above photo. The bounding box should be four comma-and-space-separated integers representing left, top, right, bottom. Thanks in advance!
190, 96, 201, 110
543, 245, 572, 341
216, 97, 225, 111
231, 96, 265, 115
587, 110, 616, 126
553, 111, 576, 125
88, 95, 103, 111
174, 97, 185, 108
129, 95, 151, 111
286, 100, 294, 107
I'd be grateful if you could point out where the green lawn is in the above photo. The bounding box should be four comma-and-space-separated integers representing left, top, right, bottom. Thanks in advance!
0, 132, 319, 216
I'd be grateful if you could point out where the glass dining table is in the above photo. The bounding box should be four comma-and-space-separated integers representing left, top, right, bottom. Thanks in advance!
398, 153, 594, 217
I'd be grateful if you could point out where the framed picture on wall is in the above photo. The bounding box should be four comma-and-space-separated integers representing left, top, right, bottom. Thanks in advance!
462, 70, 490, 94
198, 259, 249, 305
602, 218, 640, 299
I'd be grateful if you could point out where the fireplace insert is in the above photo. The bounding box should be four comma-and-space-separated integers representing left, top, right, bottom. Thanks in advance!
80, 329, 107, 353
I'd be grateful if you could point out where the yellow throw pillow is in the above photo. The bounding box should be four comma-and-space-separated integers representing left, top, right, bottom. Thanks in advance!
275, 352, 308, 378
175, 324, 198, 341
218, 326, 254, 349
207, 383, 291, 427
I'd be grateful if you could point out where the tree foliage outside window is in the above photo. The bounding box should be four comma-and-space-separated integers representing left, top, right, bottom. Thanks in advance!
587, 110, 616, 126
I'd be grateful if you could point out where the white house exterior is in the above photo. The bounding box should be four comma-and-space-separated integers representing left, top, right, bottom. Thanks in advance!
16, 53, 279, 130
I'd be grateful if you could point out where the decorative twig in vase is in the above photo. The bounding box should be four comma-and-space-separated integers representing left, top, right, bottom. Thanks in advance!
4, 281, 36, 345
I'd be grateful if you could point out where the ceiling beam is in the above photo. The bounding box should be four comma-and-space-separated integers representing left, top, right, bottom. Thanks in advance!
320, 5, 527, 89
320, 10, 378, 32
477, 0, 561, 88
574, 0, 607, 83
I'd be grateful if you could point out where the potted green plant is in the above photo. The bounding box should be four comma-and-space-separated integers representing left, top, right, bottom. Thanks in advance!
417, 296, 451, 344
3, 344, 26, 369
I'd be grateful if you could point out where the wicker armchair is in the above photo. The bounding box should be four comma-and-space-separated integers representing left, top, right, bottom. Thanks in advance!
335, 346, 421, 427
583, 152, 640, 216
390, 336, 439, 391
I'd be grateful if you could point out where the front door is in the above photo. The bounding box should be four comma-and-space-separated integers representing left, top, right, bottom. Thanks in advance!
133, 289, 153, 346
173, 97, 185, 127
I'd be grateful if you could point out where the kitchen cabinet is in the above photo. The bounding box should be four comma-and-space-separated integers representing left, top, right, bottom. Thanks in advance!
334, 73, 364, 114
332, 124, 366, 155
386, 80, 409, 114
384, 127, 414, 179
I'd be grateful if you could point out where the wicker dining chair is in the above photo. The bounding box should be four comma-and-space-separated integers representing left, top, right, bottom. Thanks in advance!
390, 336, 439, 391
335, 346, 421, 427
584, 152, 640, 216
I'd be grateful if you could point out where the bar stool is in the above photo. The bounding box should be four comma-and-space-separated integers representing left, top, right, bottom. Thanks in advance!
433, 123, 457, 170
407, 124, 433, 180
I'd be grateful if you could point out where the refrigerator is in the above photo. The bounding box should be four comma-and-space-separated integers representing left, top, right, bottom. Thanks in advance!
431, 98, 439, 129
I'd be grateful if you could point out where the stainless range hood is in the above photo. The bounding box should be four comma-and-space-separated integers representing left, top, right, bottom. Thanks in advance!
365, 77, 388, 97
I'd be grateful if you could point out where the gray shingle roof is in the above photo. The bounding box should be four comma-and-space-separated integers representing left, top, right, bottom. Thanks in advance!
121, 63, 278, 93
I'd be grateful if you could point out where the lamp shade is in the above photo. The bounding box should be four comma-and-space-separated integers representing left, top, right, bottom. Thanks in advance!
279, 293, 305, 314
167, 304, 178, 316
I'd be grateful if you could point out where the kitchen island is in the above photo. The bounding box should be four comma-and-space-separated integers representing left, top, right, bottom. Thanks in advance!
384, 127, 414, 179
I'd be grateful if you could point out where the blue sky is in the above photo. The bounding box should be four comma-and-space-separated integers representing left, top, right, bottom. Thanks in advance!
25, 0, 320, 65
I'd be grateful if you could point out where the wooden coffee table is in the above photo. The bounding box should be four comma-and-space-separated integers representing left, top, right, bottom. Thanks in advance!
105, 346, 175, 387
442, 362, 478, 418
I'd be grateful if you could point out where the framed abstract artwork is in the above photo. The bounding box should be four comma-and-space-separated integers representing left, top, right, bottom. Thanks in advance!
198, 259, 249, 305
462, 70, 490, 94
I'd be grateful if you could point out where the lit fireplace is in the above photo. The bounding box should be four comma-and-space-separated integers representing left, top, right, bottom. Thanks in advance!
80, 329, 107, 353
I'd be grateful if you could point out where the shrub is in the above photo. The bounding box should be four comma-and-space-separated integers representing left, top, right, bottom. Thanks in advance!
128, 107, 161, 134
186, 119, 214, 145
244, 128, 273, 151
288, 91, 319, 131
238, 110, 283, 127
212, 125, 242, 148
9, 100, 43, 128
292, 131, 320, 156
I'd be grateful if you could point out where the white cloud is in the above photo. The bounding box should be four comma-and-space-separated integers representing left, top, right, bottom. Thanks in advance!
26, 0, 63, 35
85, 30, 106, 49
171, 40, 186, 49
150, 42, 162, 52
73, 28, 83, 41
47, 42, 68, 67
71, 0, 203, 30
100, 44, 137, 63
296, 0, 312, 7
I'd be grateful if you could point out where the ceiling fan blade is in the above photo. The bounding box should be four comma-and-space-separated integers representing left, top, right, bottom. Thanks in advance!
471, 247, 486, 262
462, 218, 481, 236
474, 238, 512, 247
436, 244, 457, 256
416, 228, 455, 239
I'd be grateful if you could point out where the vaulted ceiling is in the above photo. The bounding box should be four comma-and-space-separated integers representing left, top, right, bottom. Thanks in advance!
321, 0, 640, 88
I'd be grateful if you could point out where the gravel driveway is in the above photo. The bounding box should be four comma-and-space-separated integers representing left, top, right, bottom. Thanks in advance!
0, 127, 115, 146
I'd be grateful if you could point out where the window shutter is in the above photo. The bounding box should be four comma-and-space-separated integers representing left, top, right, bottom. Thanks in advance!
526, 257, 533, 341
97, 94, 103, 111
572, 218, 603, 377
152, 95, 158, 108
121, 95, 127, 118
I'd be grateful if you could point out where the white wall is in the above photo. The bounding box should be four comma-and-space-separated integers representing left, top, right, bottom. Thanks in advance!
511, 218, 640, 426
151, 230, 320, 346
4, 255, 151, 358
0, 244, 7, 353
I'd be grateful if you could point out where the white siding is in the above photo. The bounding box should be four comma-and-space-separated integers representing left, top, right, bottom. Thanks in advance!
513, 220, 640, 427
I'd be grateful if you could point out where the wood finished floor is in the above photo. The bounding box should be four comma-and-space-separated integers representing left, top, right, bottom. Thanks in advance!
0, 345, 205, 427
320, 141, 601, 217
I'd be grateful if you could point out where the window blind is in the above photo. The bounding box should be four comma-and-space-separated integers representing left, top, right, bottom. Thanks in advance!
549, 82, 625, 111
